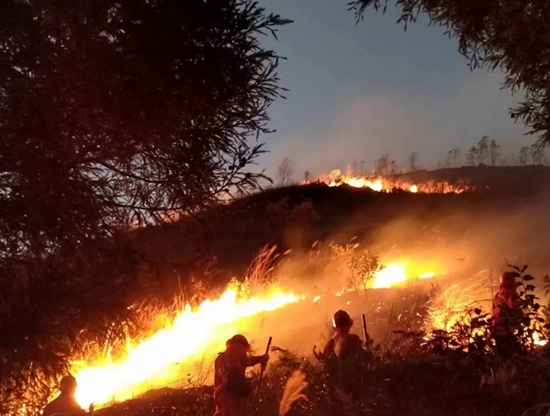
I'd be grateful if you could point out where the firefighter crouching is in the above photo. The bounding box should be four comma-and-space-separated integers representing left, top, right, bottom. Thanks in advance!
492, 271, 522, 356
213, 334, 269, 416
42, 375, 85, 416
315, 310, 368, 399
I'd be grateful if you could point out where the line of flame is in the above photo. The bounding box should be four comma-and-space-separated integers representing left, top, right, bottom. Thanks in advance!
69, 262, 436, 408
71, 287, 300, 407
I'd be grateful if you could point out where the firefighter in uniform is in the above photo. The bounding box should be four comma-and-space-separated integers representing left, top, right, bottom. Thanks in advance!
213, 334, 269, 416
42, 375, 85, 416
316, 310, 368, 399
492, 271, 522, 356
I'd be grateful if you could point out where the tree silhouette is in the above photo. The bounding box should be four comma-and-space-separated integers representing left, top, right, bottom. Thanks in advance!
532, 144, 547, 165
478, 136, 489, 165
0, 0, 290, 412
519, 146, 532, 165
451, 148, 462, 167
489, 139, 501, 166
375, 153, 389, 175
277, 157, 295, 186
350, 0, 550, 144
390, 160, 398, 174
409, 152, 418, 171
467, 146, 478, 166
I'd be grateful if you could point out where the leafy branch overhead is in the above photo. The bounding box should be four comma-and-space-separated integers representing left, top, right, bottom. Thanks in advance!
349, 0, 550, 145
0, 0, 291, 413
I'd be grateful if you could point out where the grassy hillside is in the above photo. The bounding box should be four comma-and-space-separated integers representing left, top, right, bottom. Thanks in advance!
81, 166, 550, 416
131, 166, 550, 300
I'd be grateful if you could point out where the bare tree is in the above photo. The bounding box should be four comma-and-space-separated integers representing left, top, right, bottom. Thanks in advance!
519, 146, 531, 165
489, 139, 501, 166
277, 157, 295, 186
304, 170, 311, 183
532, 144, 546, 165
409, 152, 418, 171
390, 160, 398, 174
446, 150, 452, 167
467, 146, 478, 166
374, 153, 389, 175
451, 148, 462, 166
478, 136, 489, 164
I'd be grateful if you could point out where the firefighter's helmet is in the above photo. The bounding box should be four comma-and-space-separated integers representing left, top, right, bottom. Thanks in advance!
332, 310, 353, 329
500, 271, 518, 289
226, 334, 251, 349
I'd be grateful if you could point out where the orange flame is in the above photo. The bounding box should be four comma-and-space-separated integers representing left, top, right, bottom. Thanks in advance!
68, 262, 437, 409
71, 284, 300, 408
303, 169, 470, 194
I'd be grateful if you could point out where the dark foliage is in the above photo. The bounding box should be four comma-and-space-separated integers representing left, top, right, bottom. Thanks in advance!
0, 0, 290, 412
349, 0, 550, 144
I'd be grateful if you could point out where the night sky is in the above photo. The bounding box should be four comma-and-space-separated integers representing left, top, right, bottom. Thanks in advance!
258, 0, 528, 180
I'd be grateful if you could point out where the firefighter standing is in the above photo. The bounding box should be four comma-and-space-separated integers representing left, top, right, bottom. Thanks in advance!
213, 334, 269, 416
318, 310, 367, 398
492, 271, 522, 355
42, 375, 85, 416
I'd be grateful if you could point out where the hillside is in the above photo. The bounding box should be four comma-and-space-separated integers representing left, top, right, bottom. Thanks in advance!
395, 165, 550, 195
83, 165, 550, 416
132, 165, 550, 299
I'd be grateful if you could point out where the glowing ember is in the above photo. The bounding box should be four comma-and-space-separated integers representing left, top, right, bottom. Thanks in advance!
71, 285, 300, 408
303, 169, 470, 194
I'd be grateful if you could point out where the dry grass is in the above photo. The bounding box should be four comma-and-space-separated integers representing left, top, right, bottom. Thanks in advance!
279, 370, 309, 416
426, 271, 492, 332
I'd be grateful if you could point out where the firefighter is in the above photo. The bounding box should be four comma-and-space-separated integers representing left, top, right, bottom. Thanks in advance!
42, 375, 85, 416
213, 334, 269, 416
492, 271, 522, 355
317, 310, 367, 398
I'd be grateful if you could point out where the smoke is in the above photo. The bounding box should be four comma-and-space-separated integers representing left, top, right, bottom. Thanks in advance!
359, 192, 550, 279
263, 71, 527, 179
248, 188, 550, 355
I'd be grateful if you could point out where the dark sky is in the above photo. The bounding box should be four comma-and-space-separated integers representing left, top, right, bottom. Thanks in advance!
257, 0, 529, 180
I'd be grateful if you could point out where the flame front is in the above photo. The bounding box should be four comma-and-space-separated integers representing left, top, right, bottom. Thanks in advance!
303, 169, 469, 194
69, 262, 435, 408
71, 286, 300, 408
372, 263, 438, 289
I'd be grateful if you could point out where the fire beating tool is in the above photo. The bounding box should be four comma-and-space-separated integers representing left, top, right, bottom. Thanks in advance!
361, 314, 372, 353
251, 336, 272, 415
362, 314, 374, 371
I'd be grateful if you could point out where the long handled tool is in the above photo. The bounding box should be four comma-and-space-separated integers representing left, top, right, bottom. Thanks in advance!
361, 314, 374, 371
250, 336, 272, 416
361, 314, 372, 353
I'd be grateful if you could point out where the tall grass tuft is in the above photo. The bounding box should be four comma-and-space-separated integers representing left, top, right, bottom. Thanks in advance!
279, 370, 308, 416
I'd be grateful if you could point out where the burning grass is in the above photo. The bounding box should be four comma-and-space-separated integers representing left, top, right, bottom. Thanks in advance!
426, 270, 492, 332
55, 243, 442, 410
18, 243, 550, 416
303, 168, 473, 194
